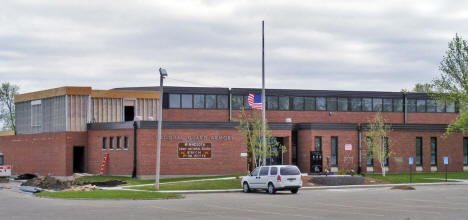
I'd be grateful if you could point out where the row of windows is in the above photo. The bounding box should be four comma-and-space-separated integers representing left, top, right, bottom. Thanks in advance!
168, 93, 457, 113
102, 136, 129, 150
169, 94, 228, 109
415, 137, 438, 166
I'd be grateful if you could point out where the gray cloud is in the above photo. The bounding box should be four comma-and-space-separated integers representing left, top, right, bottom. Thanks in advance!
1, 0, 468, 93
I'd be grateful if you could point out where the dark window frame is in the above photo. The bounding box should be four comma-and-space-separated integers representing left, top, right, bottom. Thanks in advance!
366, 137, 373, 166
331, 136, 338, 166
124, 136, 129, 150
102, 137, 107, 150
416, 137, 422, 166
464, 137, 468, 166
314, 136, 322, 152
109, 136, 114, 150
431, 137, 437, 166
116, 136, 122, 149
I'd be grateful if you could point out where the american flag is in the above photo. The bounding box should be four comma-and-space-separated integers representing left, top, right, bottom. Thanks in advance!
248, 93, 262, 110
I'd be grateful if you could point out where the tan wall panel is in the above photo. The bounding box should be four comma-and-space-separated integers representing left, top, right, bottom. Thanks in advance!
15, 87, 92, 103
91, 90, 159, 99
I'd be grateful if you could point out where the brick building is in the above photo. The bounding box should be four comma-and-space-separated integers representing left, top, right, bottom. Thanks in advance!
0, 86, 467, 178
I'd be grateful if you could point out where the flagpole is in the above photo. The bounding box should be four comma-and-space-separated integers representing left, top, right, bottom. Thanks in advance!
261, 20, 266, 166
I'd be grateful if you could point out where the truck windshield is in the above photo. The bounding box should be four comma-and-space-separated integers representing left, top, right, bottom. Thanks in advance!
280, 166, 300, 175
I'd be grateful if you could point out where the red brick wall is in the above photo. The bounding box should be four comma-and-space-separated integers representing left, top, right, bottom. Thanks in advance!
0, 132, 87, 176
362, 131, 465, 173
87, 128, 254, 176
164, 109, 229, 122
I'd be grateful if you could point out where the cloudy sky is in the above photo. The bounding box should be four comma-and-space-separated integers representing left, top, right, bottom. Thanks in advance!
1, 0, 468, 94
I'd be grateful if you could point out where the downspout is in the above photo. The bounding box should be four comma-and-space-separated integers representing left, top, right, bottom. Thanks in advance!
404, 93, 407, 124
229, 88, 232, 122
358, 125, 362, 174
131, 121, 138, 178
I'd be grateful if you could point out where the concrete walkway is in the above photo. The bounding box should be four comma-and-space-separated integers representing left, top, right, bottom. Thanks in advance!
99, 177, 468, 194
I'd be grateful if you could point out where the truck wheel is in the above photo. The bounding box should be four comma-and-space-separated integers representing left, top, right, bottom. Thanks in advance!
243, 182, 250, 193
267, 183, 276, 194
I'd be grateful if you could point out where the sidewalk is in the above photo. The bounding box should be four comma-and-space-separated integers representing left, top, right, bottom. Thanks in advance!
99, 178, 468, 194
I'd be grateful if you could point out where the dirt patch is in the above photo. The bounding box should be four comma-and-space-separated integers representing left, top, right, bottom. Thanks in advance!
88, 180, 126, 187
391, 185, 415, 190
302, 176, 320, 187
362, 177, 388, 184
21, 176, 87, 190
62, 184, 98, 192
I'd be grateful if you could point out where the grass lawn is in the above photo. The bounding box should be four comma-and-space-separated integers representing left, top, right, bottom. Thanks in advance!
130, 179, 242, 191
35, 190, 182, 200
77, 174, 242, 186
366, 172, 468, 184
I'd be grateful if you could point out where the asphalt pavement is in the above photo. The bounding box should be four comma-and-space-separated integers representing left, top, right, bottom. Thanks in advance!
1, 181, 467, 220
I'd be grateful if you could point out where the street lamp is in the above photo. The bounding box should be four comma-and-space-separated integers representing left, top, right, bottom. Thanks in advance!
155, 67, 167, 191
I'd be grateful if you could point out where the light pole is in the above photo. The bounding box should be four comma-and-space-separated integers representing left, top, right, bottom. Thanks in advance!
155, 67, 167, 191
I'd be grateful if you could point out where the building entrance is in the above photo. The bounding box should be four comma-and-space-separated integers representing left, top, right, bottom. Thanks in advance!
73, 146, 85, 173
310, 151, 322, 173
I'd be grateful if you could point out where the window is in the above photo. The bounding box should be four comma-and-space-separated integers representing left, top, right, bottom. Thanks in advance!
362, 98, 372, 112
338, 98, 348, 111
464, 137, 468, 166
446, 102, 455, 113
327, 97, 337, 111
373, 98, 382, 112
383, 137, 389, 166
436, 101, 445, 113
259, 167, 269, 176
250, 167, 259, 176
270, 167, 278, 175
407, 99, 416, 112
169, 94, 180, 108
194, 94, 205, 109
124, 136, 129, 150
426, 100, 436, 112
116, 136, 122, 149
267, 96, 278, 110
366, 137, 373, 166
181, 94, 193, 109
394, 99, 403, 112
232, 95, 243, 110
279, 96, 289, 110
331, 136, 338, 166
109, 136, 114, 150
416, 137, 422, 166
217, 95, 228, 109
383, 99, 393, 112
314, 136, 322, 152
293, 97, 304, 110
316, 97, 326, 111
431, 137, 437, 166
417, 100, 426, 112
205, 95, 217, 109
351, 98, 361, 111
31, 100, 42, 126
280, 166, 300, 175
305, 97, 315, 110
102, 137, 107, 150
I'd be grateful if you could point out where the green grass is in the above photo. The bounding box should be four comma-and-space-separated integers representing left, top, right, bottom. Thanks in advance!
366, 172, 468, 184
77, 174, 242, 186
35, 190, 182, 199
130, 179, 242, 191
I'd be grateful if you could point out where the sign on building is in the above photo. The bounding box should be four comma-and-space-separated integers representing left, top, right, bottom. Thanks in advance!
345, 144, 352, 151
178, 143, 212, 159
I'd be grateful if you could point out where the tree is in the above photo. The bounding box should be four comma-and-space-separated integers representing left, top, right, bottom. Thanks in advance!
366, 113, 392, 176
431, 34, 468, 134
412, 83, 434, 93
0, 83, 19, 131
234, 100, 283, 171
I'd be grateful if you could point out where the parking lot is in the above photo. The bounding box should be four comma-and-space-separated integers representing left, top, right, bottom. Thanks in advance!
1, 182, 467, 220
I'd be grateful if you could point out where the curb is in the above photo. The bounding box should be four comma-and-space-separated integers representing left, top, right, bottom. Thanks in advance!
154, 181, 466, 194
